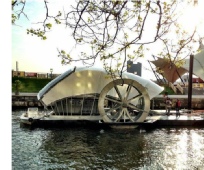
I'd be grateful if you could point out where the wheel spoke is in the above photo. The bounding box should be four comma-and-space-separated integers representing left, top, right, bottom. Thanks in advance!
127, 103, 147, 113
124, 108, 135, 122
114, 85, 123, 100
105, 105, 121, 114
105, 96, 122, 105
125, 81, 133, 100
127, 93, 144, 103
114, 109, 124, 122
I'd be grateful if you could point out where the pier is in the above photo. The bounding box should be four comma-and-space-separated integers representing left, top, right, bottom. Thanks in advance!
12, 93, 43, 108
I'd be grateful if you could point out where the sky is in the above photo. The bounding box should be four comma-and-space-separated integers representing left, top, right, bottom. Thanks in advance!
11, 0, 204, 80
11, 0, 162, 79
12, 0, 111, 74
12, 0, 75, 74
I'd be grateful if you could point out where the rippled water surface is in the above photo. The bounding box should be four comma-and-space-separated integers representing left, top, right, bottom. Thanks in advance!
12, 110, 204, 170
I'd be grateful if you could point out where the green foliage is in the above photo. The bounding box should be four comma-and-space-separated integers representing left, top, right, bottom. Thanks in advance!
55, 19, 61, 24
12, 77, 51, 93
160, 85, 175, 95
14, 80, 21, 93
27, 28, 47, 40
12, 14, 17, 24
45, 23, 52, 29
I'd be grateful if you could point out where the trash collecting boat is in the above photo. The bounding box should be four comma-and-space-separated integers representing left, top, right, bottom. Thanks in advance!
20, 66, 163, 128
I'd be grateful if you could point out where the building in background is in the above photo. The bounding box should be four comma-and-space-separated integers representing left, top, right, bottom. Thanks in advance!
178, 74, 204, 89
12, 70, 25, 77
127, 60, 142, 76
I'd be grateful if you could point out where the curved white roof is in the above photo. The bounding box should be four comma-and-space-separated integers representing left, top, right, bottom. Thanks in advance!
37, 66, 163, 106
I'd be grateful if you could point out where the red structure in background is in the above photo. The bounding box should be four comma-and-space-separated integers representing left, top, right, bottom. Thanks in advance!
192, 78, 204, 83
25, 72, 38, 77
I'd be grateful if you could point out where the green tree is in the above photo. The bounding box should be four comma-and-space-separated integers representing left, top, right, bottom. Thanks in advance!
12, 0, 203, 78
14, 80, 21, 95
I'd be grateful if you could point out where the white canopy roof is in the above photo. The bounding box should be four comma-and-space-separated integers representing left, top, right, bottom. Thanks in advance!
182, 50, 204, 81
37, 67, 163, 106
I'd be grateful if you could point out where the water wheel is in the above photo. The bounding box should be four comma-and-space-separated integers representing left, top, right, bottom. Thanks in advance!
98, 79, 150, 123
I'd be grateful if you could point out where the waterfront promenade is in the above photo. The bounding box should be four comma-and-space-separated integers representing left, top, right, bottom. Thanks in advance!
144, 109, 204, 128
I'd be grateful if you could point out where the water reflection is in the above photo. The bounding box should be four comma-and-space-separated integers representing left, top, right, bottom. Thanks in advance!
40, 128, 150, 169
173, 129, 204, 169
144, 128, 204, 170
12, 111, 204, 169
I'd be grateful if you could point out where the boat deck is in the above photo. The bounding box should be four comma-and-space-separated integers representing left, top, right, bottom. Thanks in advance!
20, 109, 204, 129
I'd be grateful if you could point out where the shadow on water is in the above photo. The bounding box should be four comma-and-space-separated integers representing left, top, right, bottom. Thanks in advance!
12, 110, 204, 170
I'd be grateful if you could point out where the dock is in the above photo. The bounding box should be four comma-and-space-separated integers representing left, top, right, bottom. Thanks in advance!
143, 109, 204, 128
97, 110, 204, 129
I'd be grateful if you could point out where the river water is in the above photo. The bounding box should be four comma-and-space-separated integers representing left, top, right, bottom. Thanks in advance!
12, 110, 204, 170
